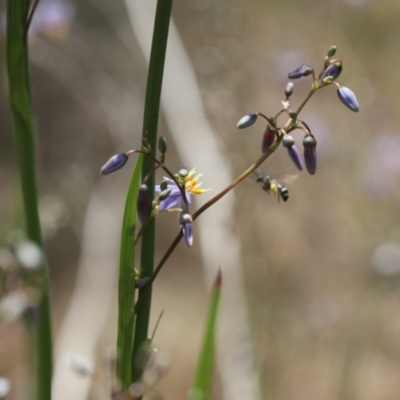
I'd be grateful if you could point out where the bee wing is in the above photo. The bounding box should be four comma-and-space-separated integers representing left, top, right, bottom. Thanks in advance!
282, 174, 298, 185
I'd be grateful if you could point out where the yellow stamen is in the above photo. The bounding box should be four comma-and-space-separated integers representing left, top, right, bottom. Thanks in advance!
184, 168, 211, 195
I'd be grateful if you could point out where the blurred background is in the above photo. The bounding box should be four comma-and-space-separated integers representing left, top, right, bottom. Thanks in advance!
2, 0, 400, 399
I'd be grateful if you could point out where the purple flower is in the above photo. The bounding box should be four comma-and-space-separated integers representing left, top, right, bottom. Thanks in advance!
155, 168, 210, 212
337, 86, 359, 112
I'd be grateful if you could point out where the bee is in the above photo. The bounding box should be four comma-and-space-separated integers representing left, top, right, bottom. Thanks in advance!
254, 170, 296, 202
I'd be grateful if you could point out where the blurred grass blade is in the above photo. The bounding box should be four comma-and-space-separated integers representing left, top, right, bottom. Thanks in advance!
117, 152, 143, 389
188, 270, 222, 400
6, 1, 53, 400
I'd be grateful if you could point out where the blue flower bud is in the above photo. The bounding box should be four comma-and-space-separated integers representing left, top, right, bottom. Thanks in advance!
100, 153, 128, 175
337, 86, 359, 112
261, 125, 275, 154
303, 135, 317, 175
319, 60, 342, 83
180, 213, 193, 247
137, 184, 152, 223
288, 64, 314, 79
282, 135, 304, 171
237, 113, 257, 129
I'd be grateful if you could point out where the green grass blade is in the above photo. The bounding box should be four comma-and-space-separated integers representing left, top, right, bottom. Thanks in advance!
116, 153, 143, 389
188, 270, 222, 400
6, 1, 53, 400
131, 0, 172, 384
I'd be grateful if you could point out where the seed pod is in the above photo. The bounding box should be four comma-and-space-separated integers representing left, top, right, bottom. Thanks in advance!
285, 82, 294, 98
137, 184, 152, 223
261, 125, 275, 154
337, 86, 359, 112
320, 60, 342, 83
288, 64, 314, 79
303, 135, 317, 175
100, 153, 128, 175
282, 135, 304, 171
236, 113, 257, 129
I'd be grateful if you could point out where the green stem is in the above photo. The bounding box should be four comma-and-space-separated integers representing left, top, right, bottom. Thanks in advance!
131, 0, 173, 384
6, 1, 52, 399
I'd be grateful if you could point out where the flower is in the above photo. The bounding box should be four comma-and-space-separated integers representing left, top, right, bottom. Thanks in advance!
156, 168, 210, 212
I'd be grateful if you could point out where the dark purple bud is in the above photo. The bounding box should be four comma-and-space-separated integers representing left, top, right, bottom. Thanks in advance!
303, 135, 317, 175
160, 180, 168, 191
100, 153, 128, 175
261, 125, 276, 154
337, 86, 359, 112
237, 113, 257, 129
319, 59, 342, 83
282, 135, 304, 171
180, 213, 193, 247
137, 184, 152, 224
288, 64, 314, 79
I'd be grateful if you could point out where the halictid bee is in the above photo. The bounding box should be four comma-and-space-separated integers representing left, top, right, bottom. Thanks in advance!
254, 170, 297, 202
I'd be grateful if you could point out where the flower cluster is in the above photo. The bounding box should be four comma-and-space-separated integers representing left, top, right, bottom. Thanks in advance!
237, 46, 359, 176
100, 138, 210, 247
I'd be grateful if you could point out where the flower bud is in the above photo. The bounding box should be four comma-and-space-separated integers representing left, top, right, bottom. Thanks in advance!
137, 184, 152, 223
288, 64, 314, 79
142, 138, 151, 152
285, 82, 294, 98
178, 168, 188, 178
158, 136, 167, 154
100, 153, 128, 175
159, 187, 172, 201
180, 213, 193, 247
160, 180, 168, 191
282, 135, 304, 171
303, 135, 317, 175
337, 86, 359, 112
319, 59, 342, 83
261, 125, 275, 154
237, 113, 257, 129
327, 45, 337, 58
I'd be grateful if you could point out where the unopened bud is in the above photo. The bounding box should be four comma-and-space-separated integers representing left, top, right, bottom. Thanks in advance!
158, 136, 167, 154
178, 168, 188, 178
327, 45, 337, 58
159, 187, 172, 201
320, 59, 342, 83
288, 64, 314, 79
236, 113, 257, 129
337, 86, 359, 112
285, 82, 294, 98
282, 135, 303, 171
142, 138, 151, 152
303, 135, 317, 175
289, 111, 297, 120
160, 180, 168, 191
137, 184, 152, 224
100, 153, 128, 175
261, 125, 275, 154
